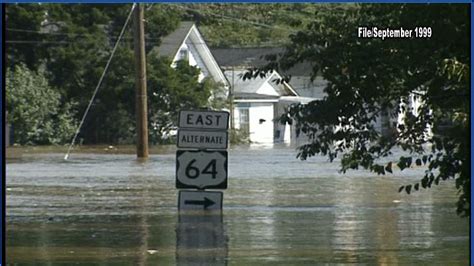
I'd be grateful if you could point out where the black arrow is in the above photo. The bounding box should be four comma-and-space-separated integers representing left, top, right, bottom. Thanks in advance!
184, 197, 215, 209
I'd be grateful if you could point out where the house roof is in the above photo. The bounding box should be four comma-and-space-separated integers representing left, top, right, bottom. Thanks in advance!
289, 76, 327, 99
225, 69, 298, 97
212, 47, 327, 99
212, 47, 284, 68
211, 47, 314, 76
153, 21, 229, 87
226, 70, 267, 94
157, 21, 195, 58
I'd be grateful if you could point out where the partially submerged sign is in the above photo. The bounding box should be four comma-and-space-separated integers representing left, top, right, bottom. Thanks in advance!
179, 110, 229, 130
177, 130, 228, 149
176, 150, 227, 189
176, 110, 229, 212
178, 190, 223, 210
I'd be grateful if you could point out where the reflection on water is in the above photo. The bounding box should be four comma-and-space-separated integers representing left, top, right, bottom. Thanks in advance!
176, 211, 227, 265
6, 145, 469, 264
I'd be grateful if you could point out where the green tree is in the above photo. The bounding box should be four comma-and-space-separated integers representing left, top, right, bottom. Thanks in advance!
6, 63, 77, 145
251, 4, 470, 216
5, 4, 48, 69
6, 4, 186, 144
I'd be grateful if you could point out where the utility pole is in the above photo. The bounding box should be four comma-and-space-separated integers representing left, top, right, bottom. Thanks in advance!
133, 3, 149, 158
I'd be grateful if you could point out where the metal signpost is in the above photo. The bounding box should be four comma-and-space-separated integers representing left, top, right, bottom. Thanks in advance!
176, 110, 229, 211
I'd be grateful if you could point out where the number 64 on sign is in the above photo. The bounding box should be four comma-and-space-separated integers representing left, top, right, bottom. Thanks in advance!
176, 150, 228, 189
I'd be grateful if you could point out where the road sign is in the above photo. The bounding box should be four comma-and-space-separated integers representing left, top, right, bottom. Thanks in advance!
179, 110, 229, 130
176, 150, 227, 189
178, 190, 223, 210
177, 129, 228, 149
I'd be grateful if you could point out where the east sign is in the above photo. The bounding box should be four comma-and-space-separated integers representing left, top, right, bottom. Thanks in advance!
178, 110, 229, 130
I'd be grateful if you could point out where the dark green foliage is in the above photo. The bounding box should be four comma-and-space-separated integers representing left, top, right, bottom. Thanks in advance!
7, 4, 137, 144
5, 4, 48, 69
5, 3, 319, 145
6, 4, 198, 145
6, 64, 77, 145
142, 6, 182, 52
252, 4, 470, 216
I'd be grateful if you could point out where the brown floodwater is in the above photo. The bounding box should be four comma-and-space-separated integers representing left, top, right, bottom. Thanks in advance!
6, 145, 469, 265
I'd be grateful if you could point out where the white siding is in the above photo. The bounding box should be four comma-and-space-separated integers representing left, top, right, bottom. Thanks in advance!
186, 42, 208, 82
274, 102, 291, 143
172, 43, 208, 82
256, 82, 279, 96
233, 103, 274, 143
171, 43, 186, 66
248, 103, 274, 143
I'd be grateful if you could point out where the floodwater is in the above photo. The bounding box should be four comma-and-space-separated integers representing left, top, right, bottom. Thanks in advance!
6, 145, 469, 265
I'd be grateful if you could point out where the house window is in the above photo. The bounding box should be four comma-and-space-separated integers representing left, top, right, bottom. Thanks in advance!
238, 108, 249, 134
179, 48, 189, 61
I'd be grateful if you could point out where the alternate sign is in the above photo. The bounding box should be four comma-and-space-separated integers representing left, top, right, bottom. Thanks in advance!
178, 190, 223, 210
177, 130, 228, 149
176, 150, 227, 189
179, 110, 229, 130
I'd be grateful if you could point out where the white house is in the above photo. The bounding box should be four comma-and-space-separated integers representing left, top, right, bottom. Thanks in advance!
155, 22, 316, 144
211, 47, 328, 99
212, 47, 434, 141
226, 70, 314, 144
211, 48, 320, 144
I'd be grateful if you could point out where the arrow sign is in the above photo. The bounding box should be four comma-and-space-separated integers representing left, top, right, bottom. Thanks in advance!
179, 191, 223, 211
184, 197, 215, 209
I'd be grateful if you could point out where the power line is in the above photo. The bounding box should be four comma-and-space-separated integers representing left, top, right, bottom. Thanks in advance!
6, 40, 74, 44
6, 27, 93, 36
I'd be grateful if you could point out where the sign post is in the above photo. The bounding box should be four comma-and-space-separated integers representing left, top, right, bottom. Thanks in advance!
176, 110, 230, 211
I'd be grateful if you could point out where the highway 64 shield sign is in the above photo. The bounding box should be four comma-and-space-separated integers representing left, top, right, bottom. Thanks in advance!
176, 150, 227, 189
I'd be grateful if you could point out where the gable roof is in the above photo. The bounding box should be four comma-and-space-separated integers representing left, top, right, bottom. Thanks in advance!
211, 47, 313, 76
154, 22, 229, 87
225, 69, 298, 98
212, 47, 284, 68
212, 47, 327, 99
157, 21, 195, 58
